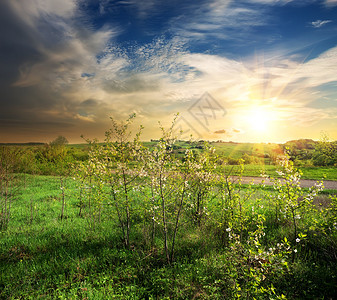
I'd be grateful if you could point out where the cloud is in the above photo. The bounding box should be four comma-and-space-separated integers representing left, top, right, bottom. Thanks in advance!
5, 0, 120, 91
1, 0, 337, 142
168, 0, 316, 44
0, 0, 124, 141
325, 0, 337, 7
8, 0, 76, 28
310, 19, 332, 28
213, 128, 244, 139
230, 46, 337, 131
169, 0, 270, 42
13, 27, 119, 88
119, 42, 337, 136
214, 129, 227, 134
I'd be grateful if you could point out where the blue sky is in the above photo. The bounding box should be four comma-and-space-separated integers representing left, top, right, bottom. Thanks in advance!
1, 0, 337, 143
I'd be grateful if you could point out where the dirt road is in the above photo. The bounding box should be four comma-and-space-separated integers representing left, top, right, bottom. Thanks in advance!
229, 176, 337, 190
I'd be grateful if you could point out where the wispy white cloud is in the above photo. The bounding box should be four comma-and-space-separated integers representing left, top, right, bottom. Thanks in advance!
310, 19, 332, 28
169, 0, 280, 43
325, 0, 337, 7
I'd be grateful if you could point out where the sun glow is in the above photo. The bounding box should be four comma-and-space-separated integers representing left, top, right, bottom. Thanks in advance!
235, 105, 279, 137
247, 107, 272, 132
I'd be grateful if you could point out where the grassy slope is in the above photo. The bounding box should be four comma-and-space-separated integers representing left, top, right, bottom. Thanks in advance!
210, 141, 280, 159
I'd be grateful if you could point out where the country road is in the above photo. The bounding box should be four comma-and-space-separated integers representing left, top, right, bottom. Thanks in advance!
229, 176, 337, 190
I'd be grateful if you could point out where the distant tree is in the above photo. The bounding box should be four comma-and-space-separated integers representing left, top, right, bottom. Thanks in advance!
35, 136, 70, 173
50, 136, 69, 147
313, 134, 337, 166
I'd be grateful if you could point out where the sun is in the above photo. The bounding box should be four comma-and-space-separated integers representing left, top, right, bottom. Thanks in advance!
247, 107, 271, 132
238, 105, 277, 135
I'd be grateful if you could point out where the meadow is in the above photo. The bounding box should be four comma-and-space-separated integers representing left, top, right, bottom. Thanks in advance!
1, 117, 337, 299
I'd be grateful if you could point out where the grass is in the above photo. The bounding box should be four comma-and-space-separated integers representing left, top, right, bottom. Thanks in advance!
1, 173, 337, 299
300, 166, 337, 181
217, 164, 337, 181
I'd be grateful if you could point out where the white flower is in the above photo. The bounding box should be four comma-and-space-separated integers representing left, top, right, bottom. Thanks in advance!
295, 215, 301, 220
296, 238, 300, 243
294, 249, 297, 253
276, 170, 285, 176
226, 228, 231, 232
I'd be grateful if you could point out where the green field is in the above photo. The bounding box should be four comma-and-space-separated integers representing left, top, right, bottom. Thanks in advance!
1, 170, 337, 299
1, 134, 337, 298
2, 139, 337, 180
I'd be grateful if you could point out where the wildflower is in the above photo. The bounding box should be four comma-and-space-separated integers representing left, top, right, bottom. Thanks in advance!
226, 228, 231, 232
276, 170, 285, 176
296, 238, 300, 243
294, 249, 297, 253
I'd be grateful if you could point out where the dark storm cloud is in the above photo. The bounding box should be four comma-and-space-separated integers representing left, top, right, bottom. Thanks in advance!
0, 1, 66, 135
0, 2, 43, 84
0, 0, 117, 142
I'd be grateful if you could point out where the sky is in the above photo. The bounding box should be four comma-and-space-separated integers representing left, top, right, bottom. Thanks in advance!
1, 0, 337, 143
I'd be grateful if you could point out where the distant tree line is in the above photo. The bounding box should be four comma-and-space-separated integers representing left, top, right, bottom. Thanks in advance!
283, 137, 337, 167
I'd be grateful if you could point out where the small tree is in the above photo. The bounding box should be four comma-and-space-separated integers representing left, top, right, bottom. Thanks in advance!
144, 115, 195, 263
185, 143, 217, 227
103, 113, 145, 248
50, 136, 69, 146
77, 114, 146, 246
144, 118, 178, 263
271, 156, 324, 261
